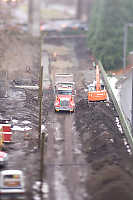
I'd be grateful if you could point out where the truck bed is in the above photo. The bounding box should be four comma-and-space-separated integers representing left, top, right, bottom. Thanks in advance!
55, 73, 74, 85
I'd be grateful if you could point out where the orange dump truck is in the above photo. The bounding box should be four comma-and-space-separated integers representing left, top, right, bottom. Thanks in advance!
54, 74, 75, 112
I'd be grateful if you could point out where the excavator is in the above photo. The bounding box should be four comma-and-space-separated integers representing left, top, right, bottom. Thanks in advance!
88, 65, 108, 102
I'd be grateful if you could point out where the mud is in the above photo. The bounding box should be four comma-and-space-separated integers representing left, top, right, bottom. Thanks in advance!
75, 99, 133, 199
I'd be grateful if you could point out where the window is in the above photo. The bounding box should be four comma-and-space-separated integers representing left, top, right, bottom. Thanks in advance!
58, 90, 72, 95
101, 84, 105, 90
3, 174, 21, 188
88, 85, 95, 92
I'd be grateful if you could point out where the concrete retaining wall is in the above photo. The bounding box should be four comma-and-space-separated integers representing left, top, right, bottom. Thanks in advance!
99, 61, 133, 151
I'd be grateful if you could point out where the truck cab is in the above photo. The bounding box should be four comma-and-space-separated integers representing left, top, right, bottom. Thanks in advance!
54, 74, 75, 112
54, 85, 75, 112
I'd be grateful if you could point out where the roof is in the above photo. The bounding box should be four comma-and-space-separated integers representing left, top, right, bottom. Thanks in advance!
0, 170, 23, 175
57, 87, 73, 90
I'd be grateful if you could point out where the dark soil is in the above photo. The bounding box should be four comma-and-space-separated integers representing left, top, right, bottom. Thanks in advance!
75, 99, 133, 199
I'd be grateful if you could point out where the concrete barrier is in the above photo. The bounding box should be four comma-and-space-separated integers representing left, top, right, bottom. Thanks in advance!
99, 61, 133, 151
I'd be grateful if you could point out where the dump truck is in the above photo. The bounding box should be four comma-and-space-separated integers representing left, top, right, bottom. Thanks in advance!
88, 65, 108, 102
54, 74, 75, 112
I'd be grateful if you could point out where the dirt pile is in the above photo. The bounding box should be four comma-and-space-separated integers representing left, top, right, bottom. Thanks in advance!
75, 99, 133, 199
89, 165, 133, 200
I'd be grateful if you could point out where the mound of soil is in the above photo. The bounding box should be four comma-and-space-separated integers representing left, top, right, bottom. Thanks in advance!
89, 165, 133, 200
75, 99, 133, 199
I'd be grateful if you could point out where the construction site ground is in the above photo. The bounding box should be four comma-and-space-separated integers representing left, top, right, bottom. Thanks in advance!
0, 26, 133, 200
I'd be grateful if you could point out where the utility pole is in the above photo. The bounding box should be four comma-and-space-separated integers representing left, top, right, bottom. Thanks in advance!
95, 0, 104, 54
40, 132, 45, 196
28, 0, 41, 37
38, 66, 43, 148
131, 67, 133, 136
85, 0, 93, 22
76, 0, 93, 21
28, 0, 33, 33
123, 24, 128, 70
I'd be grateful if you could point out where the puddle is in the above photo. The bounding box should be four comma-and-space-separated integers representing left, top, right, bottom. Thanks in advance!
54, 123, 64, 141
32, 181, 49, 200
54, 167, 70, 200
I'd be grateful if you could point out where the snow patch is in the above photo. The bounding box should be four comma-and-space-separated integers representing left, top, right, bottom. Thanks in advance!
22, 120, 31, 125
115, 117, 123, 134
11, 126, 32, 131
12, 119, 18, 124
32, 181, 49, 200
107, 76, 121, 102
116, 117, 132, 155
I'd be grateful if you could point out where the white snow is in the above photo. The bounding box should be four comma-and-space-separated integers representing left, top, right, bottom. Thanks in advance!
12, 119, 18, 124
115, 117, 123, 134
22, 120, 31, 125
41, 124, 47, 132
32, 181, 49, 200
107, 76, 121, 102
11, 126, 32, 131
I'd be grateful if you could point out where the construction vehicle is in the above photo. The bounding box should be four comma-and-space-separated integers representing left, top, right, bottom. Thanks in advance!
0, 119, 12, 143
88, 65, 108, 102
0, 170, 25, 199
54, 74, 75, 112
0, 151, 8, 167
